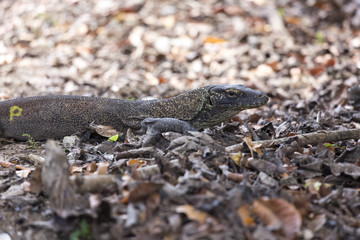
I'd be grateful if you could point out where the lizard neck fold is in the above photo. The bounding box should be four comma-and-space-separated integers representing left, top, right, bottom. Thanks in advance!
147, 87, 210, 122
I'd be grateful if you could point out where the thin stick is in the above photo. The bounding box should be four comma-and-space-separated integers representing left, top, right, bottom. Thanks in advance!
226, 129, 360, 152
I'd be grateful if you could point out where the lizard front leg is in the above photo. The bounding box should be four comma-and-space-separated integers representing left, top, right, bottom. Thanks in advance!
140, 118, 196, 147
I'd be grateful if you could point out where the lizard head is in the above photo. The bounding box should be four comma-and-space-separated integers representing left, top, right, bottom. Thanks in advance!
208, 84, 268, 110
190, 84, 268, 129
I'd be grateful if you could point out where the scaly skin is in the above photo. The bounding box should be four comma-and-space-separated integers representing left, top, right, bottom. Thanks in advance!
0, 84, 268, 140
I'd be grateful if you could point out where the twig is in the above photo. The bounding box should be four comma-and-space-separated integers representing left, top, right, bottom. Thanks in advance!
115, 147, 155, 159
70, 175, 118, 194
226, 129, 360, 152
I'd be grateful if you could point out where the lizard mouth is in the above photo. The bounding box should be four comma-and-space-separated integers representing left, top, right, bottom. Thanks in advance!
207, 85, 269, 109
217, 94, 269, 109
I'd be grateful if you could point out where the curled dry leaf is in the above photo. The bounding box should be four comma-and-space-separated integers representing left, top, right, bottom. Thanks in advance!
253, 199, 283, 230
70, 165, 84, 174
0, 160, 12, 168
128, 182, 163, 203
237, 204, 255, 227
176, 204, 218, 225
256, 198, 302, 239
245, 136, 263, 157
127, 159, 146, 168
85, 162, 98, 173
90, 123, 119, 138
237, 198, 302, 239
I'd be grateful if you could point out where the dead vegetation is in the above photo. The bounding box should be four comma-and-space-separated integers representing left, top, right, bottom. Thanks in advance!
1, 0, 360, 239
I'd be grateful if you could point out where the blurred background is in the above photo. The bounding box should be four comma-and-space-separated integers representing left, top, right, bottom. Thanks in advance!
0, 0, 359, 104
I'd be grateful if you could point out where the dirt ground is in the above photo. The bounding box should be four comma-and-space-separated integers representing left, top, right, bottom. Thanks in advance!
1, 0, 360, 239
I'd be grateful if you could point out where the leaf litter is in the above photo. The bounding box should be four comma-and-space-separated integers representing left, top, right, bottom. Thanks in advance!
1, 0, 360, 239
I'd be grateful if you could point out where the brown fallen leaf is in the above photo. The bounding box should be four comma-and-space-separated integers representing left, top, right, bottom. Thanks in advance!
253, 199, 283, 230
23, 167, 42, 194
237, 198, 302, 239
95, 162, 109, 175
0, 160, 31, 170
227, 172, 244, 183
70, 165, 83, 175
127, 159, 146, 168
85, 162, 97, 173
128, 182, 163, 203
324, 58, 335, 67
203, 36, 227, 44
237, 204, 255, 227
285, 16, 300, 25
256, 198, 302, 239
308, 66, 324, 76
266, 61, 279, 71
0, 160, 12, 168
176, 204, 218, 225
89, 123, 119, 138
245, 136, 263, 157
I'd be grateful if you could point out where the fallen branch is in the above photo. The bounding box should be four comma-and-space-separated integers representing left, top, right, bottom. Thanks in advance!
115, 147, 155, 159
70, 175, 118, 194
226, 129, 360, 153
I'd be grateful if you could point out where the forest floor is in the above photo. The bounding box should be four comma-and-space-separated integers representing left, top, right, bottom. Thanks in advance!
1, 0, 360, 239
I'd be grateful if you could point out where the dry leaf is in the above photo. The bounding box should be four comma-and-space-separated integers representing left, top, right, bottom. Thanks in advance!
285, 16, 300, 25
229, 153, 242, 166
127, 159, 146, 168
70, 165, 83, 174
307, 214, 326, 232
95, 162, 109, 175
23, 167, 42, 194
237, 204, 255, 227
0, 160, 12, 168
308, 67, 324, 76
128, 182, 163, 202
257, 198, 302, 239
85, 162, 98, 173
16, 169, 32, 178
176, 204, 217, 224
253, 199, 282, 230
266, 61, 279, 71
227, 172, 244, 182
203, 36, 227, 44
238, 197, 302, 239
245, 136, 263, 157
91, 124, 119, 138
324, 58, 335, 67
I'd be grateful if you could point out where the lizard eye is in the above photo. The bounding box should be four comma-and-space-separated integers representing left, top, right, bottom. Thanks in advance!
227, 91, 238, 97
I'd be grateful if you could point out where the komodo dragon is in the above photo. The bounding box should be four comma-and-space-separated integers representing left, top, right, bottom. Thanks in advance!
0, 84, 268, 141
